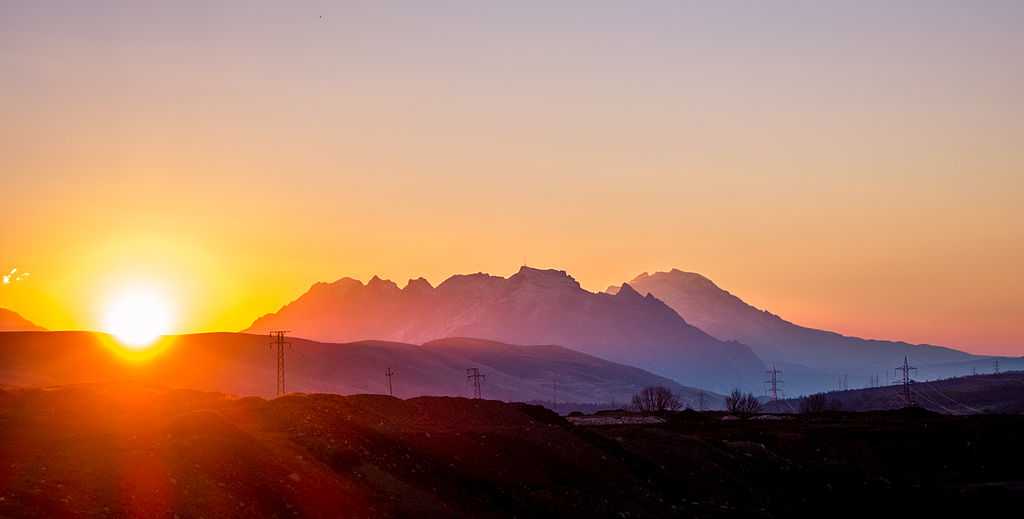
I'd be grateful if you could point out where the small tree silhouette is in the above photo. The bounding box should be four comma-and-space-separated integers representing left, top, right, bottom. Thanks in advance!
725, 389, 761, 416
799, 393, 842, 414
631, 386, 682, 413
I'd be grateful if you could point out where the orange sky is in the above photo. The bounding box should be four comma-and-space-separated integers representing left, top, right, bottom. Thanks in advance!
1, 2, 1022, 355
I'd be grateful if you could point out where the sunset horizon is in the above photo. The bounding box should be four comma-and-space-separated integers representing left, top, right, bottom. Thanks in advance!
1, 260, 1019, 356
2, 3, 1023, 517
4, 3, 1021, 357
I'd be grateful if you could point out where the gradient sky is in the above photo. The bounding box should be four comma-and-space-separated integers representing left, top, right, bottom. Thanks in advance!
2, 1, 1022, 354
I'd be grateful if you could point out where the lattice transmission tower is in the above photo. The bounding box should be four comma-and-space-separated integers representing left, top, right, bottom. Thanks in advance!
466, 368, 485, 399
268, 331, 291, 397
765, 365, 783, 401
894, 356, 917, 407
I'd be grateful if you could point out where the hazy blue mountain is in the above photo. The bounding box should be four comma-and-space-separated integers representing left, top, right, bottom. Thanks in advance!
611, 269, 999, 394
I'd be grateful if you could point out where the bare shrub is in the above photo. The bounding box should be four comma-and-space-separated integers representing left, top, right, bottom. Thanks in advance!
725, 389, 762, 416
800, 393, 842, 414
631, 386, 682, 413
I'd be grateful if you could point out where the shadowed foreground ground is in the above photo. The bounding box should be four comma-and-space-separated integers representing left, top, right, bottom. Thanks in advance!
0, 384, 1021, 518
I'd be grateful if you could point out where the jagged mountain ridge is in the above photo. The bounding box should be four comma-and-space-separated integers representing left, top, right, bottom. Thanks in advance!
247, 266, 765, 392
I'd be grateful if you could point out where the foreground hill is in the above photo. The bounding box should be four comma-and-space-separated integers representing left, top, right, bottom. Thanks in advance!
611, 269, 1018, 393
0, 383, 1020, 518
247, 266, 765, 392
763, 371, 1024, 415
0, 331, 718, 407
0, 308, 44, 332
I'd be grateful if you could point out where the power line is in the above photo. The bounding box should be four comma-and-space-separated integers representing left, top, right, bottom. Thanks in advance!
780, 396, 798, 414
466, 368, 485, 399
918, 380, 983, 415
909, 386, 957, 414
268, 331, 291, 397
551, 378, 558, 413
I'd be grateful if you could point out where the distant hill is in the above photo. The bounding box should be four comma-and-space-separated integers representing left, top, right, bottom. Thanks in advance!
609, 269, 1016, 394
246, 266, 766, 392
763, 371, 1024, 414
0, 308, 44, 332
0, 331, 720, 407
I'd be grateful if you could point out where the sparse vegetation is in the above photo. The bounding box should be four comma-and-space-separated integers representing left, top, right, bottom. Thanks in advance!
725, 389, 762, 416
2, 382, 1023, 517
799, 393, 843, 414
631, 385, 682, 412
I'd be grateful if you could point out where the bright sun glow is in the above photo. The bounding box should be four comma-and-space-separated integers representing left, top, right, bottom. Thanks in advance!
103, 289, 173, 348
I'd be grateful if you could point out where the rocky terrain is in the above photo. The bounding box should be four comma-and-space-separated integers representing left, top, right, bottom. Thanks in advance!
0, 383, 1020, 518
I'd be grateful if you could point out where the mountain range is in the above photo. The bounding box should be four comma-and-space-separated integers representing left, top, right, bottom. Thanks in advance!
247, 266, 765, 392
609, 269, 1019, 393
5, 267, 1017, 397
0, 331, 721, 407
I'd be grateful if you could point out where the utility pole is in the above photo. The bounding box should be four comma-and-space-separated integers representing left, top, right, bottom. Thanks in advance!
466, 368, 485, 399
268, 331, 290, 397
385, 367, 395, 396
993, 359, 1000, 374
551, 378, 558, 413
894, 356, 917, 407
698, 391, 706, 412
765, 365, 783, 401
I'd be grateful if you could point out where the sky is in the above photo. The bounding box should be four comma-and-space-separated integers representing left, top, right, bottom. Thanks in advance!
1, 1, 1022, 355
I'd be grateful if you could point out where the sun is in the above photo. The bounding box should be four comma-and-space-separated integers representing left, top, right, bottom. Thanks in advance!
102, 288, 174, 348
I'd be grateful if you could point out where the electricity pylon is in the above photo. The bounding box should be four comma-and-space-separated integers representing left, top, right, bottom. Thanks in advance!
466, 368, 485, 399
268, 331, 290, 397
765, 365, 783, 401
894, 356, 917, 407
